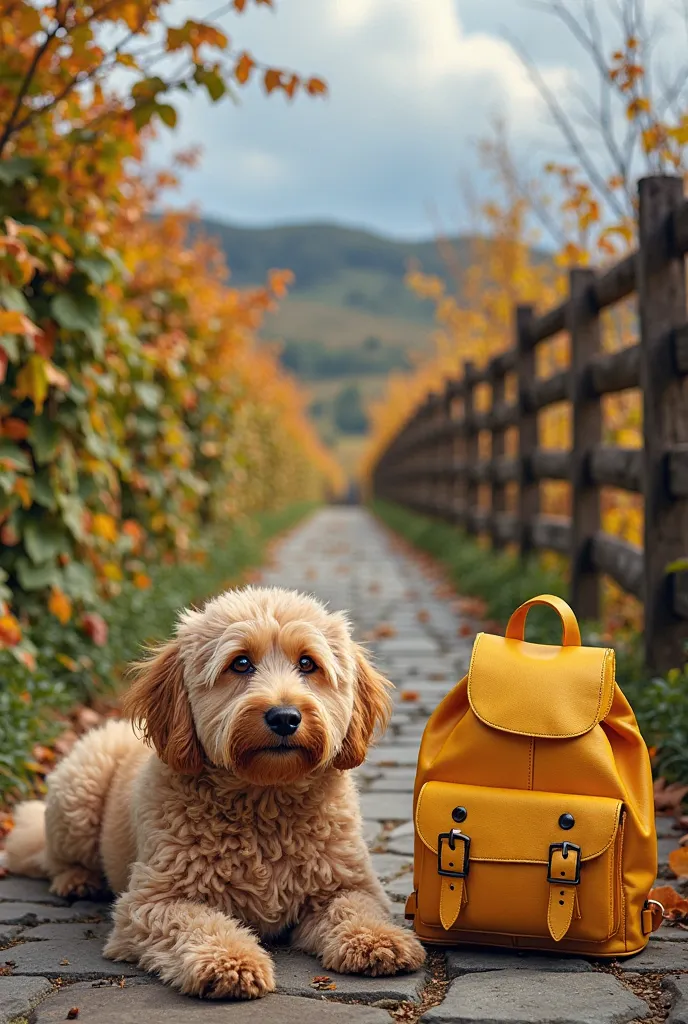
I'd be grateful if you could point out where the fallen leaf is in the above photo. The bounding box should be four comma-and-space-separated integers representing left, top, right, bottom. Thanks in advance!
654, 778, 688, 816
416, 609, 430, 623
401, 690, 419, 702
374, 623, 397, 639
669, 847, 688, 878
67, 1008, 80, 1019
458, 624, 473, 637
60, 958, 70, 965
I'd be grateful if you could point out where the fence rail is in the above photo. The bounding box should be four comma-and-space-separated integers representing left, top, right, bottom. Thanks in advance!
373, 175, 688, 673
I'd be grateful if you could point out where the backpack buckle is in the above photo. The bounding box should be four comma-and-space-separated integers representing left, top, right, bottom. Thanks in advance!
438, 829, 471, 878
547, 841, 581, 885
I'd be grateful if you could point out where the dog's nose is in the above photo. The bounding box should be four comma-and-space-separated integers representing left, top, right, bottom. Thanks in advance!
264, 706, 302, 737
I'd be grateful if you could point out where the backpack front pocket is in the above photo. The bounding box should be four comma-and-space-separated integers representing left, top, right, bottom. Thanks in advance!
415, 782, 624, 944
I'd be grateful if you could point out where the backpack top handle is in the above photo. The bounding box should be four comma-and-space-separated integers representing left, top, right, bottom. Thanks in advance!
505, 594, 582, 647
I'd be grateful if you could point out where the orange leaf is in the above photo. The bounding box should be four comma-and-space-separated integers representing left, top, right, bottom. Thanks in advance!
0, 614, 21, 646
305, 77, 327, 97
133, 572, 152, 589
668, 846, 688, 878
401, 690, 419, 702
2, 418, 29, 440
92, 513, 118, 542
263, 69, 282, 95
0, 310, 40, 337
49, 587, 72, 625
235, 52, 255, 85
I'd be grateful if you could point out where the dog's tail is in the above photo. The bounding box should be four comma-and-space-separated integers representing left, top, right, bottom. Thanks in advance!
4, 800, 49, 878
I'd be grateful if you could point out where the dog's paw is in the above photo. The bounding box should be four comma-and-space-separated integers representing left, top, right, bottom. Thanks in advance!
182, 936, 276, 1000
323, 921, 426, 977
50, 867, 107, 900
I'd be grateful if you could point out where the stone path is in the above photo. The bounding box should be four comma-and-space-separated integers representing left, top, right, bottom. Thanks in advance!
1, 507, 685, 1023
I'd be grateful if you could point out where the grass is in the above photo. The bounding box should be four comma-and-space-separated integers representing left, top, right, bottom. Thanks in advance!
372, 499, 688, 783
0, 502, 316, 807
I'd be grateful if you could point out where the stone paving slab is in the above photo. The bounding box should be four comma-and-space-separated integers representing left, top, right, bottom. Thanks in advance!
359, 791, 413, 822
666, 976, 688, 1023
421, 971, 648, 1023
446, 949, 594, 976
0, 901, 107, 926
0, 975, 52, 1024
270, 947, 426, 1003
370, 852, 414, 881
612, 939, 688, 973
0, 877, 69, 906
6, 928, 147, 979
32, 984, 394, 1023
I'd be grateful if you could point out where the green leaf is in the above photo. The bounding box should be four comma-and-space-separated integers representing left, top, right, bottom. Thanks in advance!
75, 256, 113, 286
131, 76, 166, 102
32, 470, 56, 510
16, 557, 58, 591
194, 68, 227, 103
156, 103, 178, 128
29, 417, 60, 465
57, 494, 85, 540
62, 562, 96, 603
134, 381, 164, 411
0, 440, 31, 473
0, 285, 30, 314
51, 293, 100, 333
0, 157, 36, 185
23, 520, 69, 564
131, 101, 157, 131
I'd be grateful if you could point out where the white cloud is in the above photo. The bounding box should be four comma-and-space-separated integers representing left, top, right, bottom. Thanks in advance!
148, 0, 683, 237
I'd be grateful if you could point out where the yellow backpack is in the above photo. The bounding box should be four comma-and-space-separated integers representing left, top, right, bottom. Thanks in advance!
406, 594, 662, 957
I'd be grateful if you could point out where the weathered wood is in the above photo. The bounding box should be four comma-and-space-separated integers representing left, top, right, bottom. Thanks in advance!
638, 175, 688, 671
673, 571, 688, 619
492, 512, 519, 545
569, 268, 603, 620
530, 302, 567, 346
674, 199, 688, 257
464, 361, 480, 535
517, 306, 539, 556
591, 532, 645, 599
674, 323, 688, 375
668, 445, 688, 498
524, 369, 570, 411
490, 349, 517, 376
531, 515, 572, 554
490, 362, 508, 549
589, 345, 640, 395
529, 448, 570, 480
589, 445, 643, 493
492, 456, 520, 484
592, 252, 637, 310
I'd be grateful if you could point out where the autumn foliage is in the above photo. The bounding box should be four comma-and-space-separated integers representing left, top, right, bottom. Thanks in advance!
0, 0, 339, 664
366, 19, 688, 629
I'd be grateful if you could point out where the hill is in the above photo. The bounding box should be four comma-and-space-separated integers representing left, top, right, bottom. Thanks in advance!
195, 218, 550, 476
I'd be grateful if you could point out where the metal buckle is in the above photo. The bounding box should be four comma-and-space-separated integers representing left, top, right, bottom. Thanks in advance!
547, 841, 581, 885
437, 829, 471, 878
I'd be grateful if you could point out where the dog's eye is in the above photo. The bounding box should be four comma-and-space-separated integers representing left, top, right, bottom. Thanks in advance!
229, 655, 255, 674
298, 655, 317, 674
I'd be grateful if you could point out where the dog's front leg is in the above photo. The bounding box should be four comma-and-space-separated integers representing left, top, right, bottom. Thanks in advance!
103, 867, 275, 999
292, 890, 426, 977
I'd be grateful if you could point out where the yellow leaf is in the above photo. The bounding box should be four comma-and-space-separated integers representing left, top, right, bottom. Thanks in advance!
0, 614, 21, 646
13, 477, 31, 508
14, 355, 49, 413
56, 653, 78, 671
92, 513, 118, 542
48, 587, 72, 625
0, 310, 40, 337
102, 562, 123, 581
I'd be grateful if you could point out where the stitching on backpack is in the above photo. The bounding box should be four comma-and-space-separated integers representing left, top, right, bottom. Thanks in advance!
528, 738, 534, 790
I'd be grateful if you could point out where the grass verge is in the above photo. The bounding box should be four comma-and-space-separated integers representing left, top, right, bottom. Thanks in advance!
372, 499, 688, 783
0, 502, 316, 807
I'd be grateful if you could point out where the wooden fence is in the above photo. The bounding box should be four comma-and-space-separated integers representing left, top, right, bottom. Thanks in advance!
372, 175, 688, 673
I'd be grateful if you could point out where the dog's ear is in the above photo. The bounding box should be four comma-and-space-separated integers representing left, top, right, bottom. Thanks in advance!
333, 645, 393, 771
123, 640, 204, 774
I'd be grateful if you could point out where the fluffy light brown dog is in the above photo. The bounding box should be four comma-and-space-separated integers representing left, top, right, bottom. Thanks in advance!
6, 586, 425, 998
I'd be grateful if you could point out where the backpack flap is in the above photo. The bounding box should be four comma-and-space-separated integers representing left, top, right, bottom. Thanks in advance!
467, 632, 615, 739
415, 781, 624, 941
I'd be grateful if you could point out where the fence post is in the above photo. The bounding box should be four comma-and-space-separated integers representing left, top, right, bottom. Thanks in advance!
463, 362, 479, 534
516, 306, 537, 557
637, 175, 688, 672
490, 362, 506, 548
569, 268, 602, 621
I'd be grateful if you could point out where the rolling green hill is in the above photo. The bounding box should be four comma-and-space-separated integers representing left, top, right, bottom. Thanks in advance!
196, 218, 549, 476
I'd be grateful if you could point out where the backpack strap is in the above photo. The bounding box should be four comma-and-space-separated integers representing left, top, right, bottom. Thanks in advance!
506, 595, 582, 647
438, 829, 470, 931
547, 841, 582, 942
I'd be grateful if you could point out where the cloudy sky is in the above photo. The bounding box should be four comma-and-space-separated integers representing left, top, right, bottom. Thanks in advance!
153, 0, 686, 239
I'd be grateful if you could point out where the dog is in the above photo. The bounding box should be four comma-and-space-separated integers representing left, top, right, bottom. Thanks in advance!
6, 586, 425, 998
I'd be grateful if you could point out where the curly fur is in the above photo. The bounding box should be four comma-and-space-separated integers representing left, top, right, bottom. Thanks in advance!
5, 585, 425, 998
